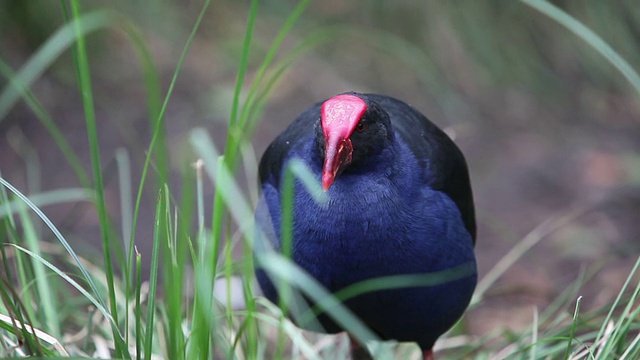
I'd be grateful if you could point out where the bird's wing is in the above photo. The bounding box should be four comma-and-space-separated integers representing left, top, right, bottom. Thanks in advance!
370, 94, 477, 243
258, 103, 321, 188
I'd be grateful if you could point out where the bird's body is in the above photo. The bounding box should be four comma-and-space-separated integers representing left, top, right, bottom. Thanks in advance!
255, 93, 476, 359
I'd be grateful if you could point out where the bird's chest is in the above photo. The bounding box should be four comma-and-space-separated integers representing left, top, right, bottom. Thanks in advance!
289, 180, 435, 289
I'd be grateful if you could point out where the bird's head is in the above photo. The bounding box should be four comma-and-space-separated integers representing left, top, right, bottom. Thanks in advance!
316, 92, 394, 191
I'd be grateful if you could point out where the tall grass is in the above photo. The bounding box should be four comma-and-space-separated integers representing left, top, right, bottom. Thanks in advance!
0, 0, 639, 359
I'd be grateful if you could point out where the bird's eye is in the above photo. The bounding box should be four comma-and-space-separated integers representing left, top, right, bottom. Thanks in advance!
356, 122, 366, 133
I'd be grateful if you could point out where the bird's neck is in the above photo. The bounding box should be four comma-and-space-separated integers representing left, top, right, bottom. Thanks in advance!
342, 137, 399, 177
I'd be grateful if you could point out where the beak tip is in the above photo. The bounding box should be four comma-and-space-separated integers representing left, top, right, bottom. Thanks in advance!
321, 173, 333, 192
321, 180, 331, 192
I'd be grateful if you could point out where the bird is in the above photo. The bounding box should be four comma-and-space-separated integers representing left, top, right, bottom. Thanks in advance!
254, 92, 477, 360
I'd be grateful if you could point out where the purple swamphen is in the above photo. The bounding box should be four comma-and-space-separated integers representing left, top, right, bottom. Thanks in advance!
255, 92, 477, 359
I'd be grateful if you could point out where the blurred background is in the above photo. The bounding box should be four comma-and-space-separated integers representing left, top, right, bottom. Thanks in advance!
1, 0, 639, 338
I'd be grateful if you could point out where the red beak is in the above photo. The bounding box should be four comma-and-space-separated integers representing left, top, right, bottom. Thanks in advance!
320, 94, 367, 191
322, 135, 353, 191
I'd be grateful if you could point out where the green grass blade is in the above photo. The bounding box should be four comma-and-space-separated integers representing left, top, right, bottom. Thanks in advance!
9, 244, 113, 324
64, 3, 122, 353
161, 162, 194, 360
115, 148, 134, 347
117, 21, 167, 186
209, 1, 260, 320
206, 4, 262, 354
521, 0, 640, 96
224, 0, 311, 173
127, 0, 211, 293
191, 130, 251, 359
0, 59, 92, 187
236, 0, 311, 132
0, 208, 45, 357
257, 253, 380, 346
620, 328, 640, 360
135, 248, 142, 360
190, 129, 254, 234
530, 306, 538, 360
17, 206, 60, 338
0, 10, 112, 123
238, 0, 310, 130
144, 189, 164, 360
0, 177, 123, 338
0, 188, 93, 218
596, 256, 640, 358
228, 0, 258, 128
473, 207, 586, 305
116, 149, 134, 265
563, 296, 582, 360
594, 256, 640, 351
